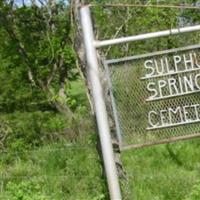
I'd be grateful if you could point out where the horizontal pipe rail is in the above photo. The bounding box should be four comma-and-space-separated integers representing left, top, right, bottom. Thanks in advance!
105, 44, 200, 64
90, 3, 200, 10
95, 25, 200, 48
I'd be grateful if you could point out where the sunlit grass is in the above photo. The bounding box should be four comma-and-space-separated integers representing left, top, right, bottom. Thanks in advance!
122, 139, 200, 200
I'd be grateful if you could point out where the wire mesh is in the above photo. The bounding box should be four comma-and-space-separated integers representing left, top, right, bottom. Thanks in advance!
105, 45, 200, 147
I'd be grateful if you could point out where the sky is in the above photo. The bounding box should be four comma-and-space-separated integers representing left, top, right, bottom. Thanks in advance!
14, 0, 69, 7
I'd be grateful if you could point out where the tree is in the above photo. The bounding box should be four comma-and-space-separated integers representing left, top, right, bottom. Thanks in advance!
0, 0, 78, 124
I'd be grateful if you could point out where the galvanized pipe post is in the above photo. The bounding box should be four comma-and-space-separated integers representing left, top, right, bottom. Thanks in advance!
80, 5, 122, 200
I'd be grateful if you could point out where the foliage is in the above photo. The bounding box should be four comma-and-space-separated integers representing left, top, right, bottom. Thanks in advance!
0, 0, 78, 120
6, 181, 49, 200
91, 0, 200, 59
0, 111, 66, 152
0, 142, 107, 200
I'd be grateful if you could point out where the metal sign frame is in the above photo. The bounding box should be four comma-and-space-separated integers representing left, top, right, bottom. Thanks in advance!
104, 44, 200, 150
80, 4, 200, 200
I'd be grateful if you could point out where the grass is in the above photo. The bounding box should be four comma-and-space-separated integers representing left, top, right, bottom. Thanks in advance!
0, 142, 107, 200
1, 135, 200, 199
121, 139, 200, 200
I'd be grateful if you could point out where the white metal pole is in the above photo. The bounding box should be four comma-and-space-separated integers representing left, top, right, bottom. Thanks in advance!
95, 24, 200, 47
80, 5, 122, 200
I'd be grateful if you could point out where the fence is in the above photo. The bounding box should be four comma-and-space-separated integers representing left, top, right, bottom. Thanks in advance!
87, 3, 200, 150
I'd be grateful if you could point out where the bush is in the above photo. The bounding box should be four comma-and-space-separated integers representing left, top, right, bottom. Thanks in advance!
0, 111, 67, 153
6, 180, 51, 200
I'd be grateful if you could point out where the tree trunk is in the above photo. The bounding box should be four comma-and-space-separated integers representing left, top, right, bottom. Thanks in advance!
71, 0, 95, 114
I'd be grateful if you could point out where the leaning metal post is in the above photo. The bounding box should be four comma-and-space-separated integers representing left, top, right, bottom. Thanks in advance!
80, 5, 122, 200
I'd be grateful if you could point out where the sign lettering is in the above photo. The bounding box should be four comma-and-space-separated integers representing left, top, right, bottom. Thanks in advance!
146, 51, 200, 130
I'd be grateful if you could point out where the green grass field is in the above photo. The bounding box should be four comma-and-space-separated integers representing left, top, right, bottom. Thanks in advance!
0, 142, 107, 200
121, 139, 200, 200
1, 137, 200, 199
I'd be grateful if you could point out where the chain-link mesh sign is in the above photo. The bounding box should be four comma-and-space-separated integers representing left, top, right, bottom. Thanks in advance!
104, 44, 200, 149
